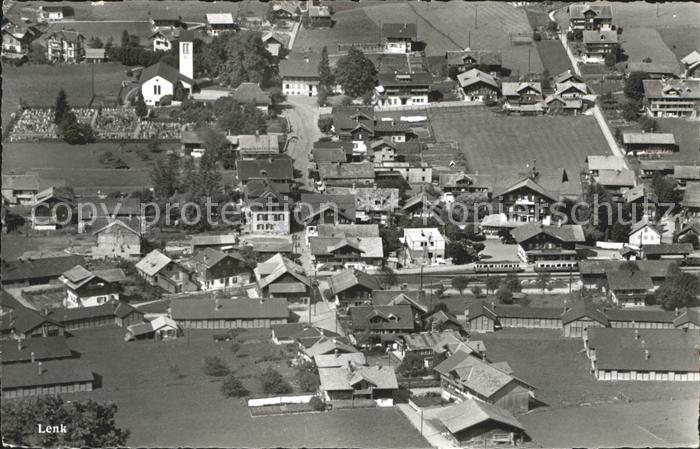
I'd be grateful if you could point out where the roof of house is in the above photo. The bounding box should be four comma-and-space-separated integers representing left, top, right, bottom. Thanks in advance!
304, 337, 359, 358
400, 330, 464, 352
299, 193, 357, 222
314, 352, 367, 369
438, 398, 524, 435
312, 145, 349, 163
606, 270, 654, 291
190, 234, 238, 247
139, 61, 193, 86
206, 13, 234, 24
555, 81, 588, 94
494, 177, 557, 202
329, 270, 382, 295
382, 23, 417, 40
674, 165, 700, 180
673, 308, 700, 327
582, 29, 618, 44
319, 365, 398, 391
0, 306, 63, 335
681, 50, 700, 68
569, 4, 613, 19
85, 48, 105, 59
629, 217, 661, 236
230, 82, 272, 105
2, 336, 73, 364
191, 247, 245, 269
561, 299, 608, 325
377, 71, 433, 87
597, 169, 636, 187
456, 68, 500, 90
279, 53, 322, 78
230, 134, 280, 153
318, 162, 375, 180
642, 243, 693, 255
237, 158, 294, 182
683, 183, 700, 209
170, 298, 289, 320
350, 305, 414, 331
48, 29, 85, 44
627, 61, 678, 75
603, 308, 675, 324
466, 301, 498, 322
643, 79, 700, 99
622, 132, 676, 145
424, 310, 463, 330
135, 249, 173, 277
2, 358, 93, 389
371, 290, 429, 313
50, 300, 141, 323
553, 69, 584, 84
403, 227, 445, 242
255, 253, 311, 289
239, 235, 293, 254
501, 81, 542, 97
2, 255, 86, 283
597, 347, 700, 372
91, 218, 141, 236
587, 155, 627, 172
309, 236, 384, 259
510, 222, 585, 244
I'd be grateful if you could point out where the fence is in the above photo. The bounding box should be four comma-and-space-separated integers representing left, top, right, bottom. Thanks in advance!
374, 100, 482, 112
337, 42, 384, 55
247, 393, 315, 407
328, 398, 379, 409
397, 377, 441, 388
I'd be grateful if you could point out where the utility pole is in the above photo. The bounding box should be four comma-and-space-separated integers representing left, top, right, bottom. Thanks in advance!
474, 5, 478, 29
468, 30, 471, 49
528, 47, 531, 74
420, 408, 424, 435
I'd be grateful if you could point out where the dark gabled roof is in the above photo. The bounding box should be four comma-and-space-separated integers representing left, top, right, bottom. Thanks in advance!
569, 4, 613, 20
382, 23, 417, 40
2, 255, 86, 283
561, 300, 608, 325
170, 298, 289, 320
466, 301, 498, 321
49, 301, 142, 323
578, 259, 675, 278
372, 290, 428, 313
606, 270, 654, 291
139, 61, 193, 86
492, 305, 563, 320
350, 305, 414, 331
2, 336, 73, 363
439, 398, 524, 435
279, 53, 322, 78
510, 222, 585, 244
0, 306, 63, 335
329, 270, 382, 295
377, 71, 433, 87
494, 177, 557, 201
642, 243, 693, 256
2, 358, 93, 389
674, 308, 700, 327
604, 309, 675, 324
312, 147, 347, 163
190, 247, 244, 268
317, 162, 375, 180
237, 158, 294, 182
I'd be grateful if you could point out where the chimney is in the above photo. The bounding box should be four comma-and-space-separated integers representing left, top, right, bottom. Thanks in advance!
38, 361, 43, 375
31, 351, 35, 364
644, 349, 650, 360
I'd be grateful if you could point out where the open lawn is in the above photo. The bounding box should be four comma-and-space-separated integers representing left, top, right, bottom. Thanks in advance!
0, 234, 88, 261
2, 64, 129, 126
297, 2, 543, 76
657, 26, 700, 61
555, 2, 700, 29
428, 106, 611, 176
32, 326, 428, 448
619, 27, 680, 68
535, 40, 573, 76
655, 119, 700, 163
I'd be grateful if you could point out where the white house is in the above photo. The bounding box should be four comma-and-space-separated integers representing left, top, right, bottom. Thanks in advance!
403, 228, 446, 264
206, 13, 236, 36
140, 31, 193, 106
279, 53, 321, 96
628, 218, 662, 248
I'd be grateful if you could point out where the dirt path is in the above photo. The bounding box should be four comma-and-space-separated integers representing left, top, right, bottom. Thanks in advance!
281, 96, 321, 189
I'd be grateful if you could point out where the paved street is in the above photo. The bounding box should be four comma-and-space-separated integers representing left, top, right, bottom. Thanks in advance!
281, 96, 321, 189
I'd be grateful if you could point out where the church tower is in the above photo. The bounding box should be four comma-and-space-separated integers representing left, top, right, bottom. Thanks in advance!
179, 30, 194, 92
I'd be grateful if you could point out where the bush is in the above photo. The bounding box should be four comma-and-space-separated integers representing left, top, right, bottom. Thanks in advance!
309, 396, 325, 411
159, 95, 173, 106
471, 285, 484, 297
317, 116, 333, 133
203, 356, 231, 377
297, 369, 320, 392
221, 374, 249, 397
230, 343, 241, 353
261, 367, 293, 395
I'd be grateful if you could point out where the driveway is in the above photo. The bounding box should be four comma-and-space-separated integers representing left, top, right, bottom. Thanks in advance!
281, 96, 321, 189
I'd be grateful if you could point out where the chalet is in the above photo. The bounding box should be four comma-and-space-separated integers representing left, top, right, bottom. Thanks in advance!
187, 248, 252, 291
381, 23, 417, 54
205, 13, 236, 36
639, 160, 676, 178
447, 50, 503, 76
680, 50, 700, 79
623, 184, 658, 217
568, 4, 613, 31
350, 305, 415, 336
434, 350, 535, 413
314, 352, 367, 369
606, 269, 655, 307
374, 71, 432, 107
318, 365, 398, 402
621, 132, 678, 155
674, 165, 700, 186
331, 106, 413, 152
79, 197, 147, 234
317, 162, 375, 188
170, 297, 289, 329
38, 5, 65, 22
642, 78, 700, 118
237, 158, 294, 185
641, 243, 693, 261
262, 31, 290, 58
149, 11, 183, 31
369, 140, 397, 163
255, 253, 313, 302
50, 300, 144, 331
1, 336, 73, 365
424, 310, 464, 333
149, 27, 185, 52
2, 20, 37, 59
438, 398, 527, 446
246, 181, 291, 235
60, 265, 125, 309
457, 69, 500, 103
682, 183, 700, 219
491, 305, 563, 330
299, 193, 356, 226
439, 172, 494, 196
584, 327, 700, 381
0, 306, 65, 340
544, 94, 584, 114
135, 249, 198, 294
307, 5, 332, 28
394, 331, 465, 366
597, 168, 636, 196
280, 53, 321, 96
511, 222, 584, 263
586, 155, 627, 178
403, 227, 446, 264
2, 359, 94, 399
300, 336, 359, 362
578, 259, 675, 289
239, 235, 294, 260
92, 219, 142, 259
372, 290, 429, 315
270, 2, 300, 22
1, 174, 40, 205
309, 235, 384, 271
1, 255, 85, 287
479, 213, 522, 239
190, 234, 238, 253
553, 69, 584, 84
626, 62, 679, 79
46, 30, 85, 63
555, 80, 588, 98
582, 30, 618, 64
328, 269, 382, 307
327, 186, 399, 224
401, 192, 441, 220
494, 177, 559, 223
501, 82, 544, 113
312, 142, 351, 164
31, 187, 75, 230
628, 218, 662, 248
230, 83, 272, 114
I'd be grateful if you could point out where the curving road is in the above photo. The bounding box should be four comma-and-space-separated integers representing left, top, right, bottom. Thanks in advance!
281, 96, 321, 189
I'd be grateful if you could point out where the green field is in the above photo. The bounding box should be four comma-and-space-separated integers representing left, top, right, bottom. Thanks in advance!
535, 40, 573, 76
657, 26, 700, 61
619, 27, 681, 67
297, 2, 543, 76
25, 327, 429, 448
428, 106, 612, 176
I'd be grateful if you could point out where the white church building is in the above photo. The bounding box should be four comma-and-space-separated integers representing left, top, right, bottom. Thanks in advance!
140, 30, 194, 106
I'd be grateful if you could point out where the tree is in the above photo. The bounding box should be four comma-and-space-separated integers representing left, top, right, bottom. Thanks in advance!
121, 29, 130, 48
54, 89, 70, 124
398, 352, 425, 377
200, 31, 273, 87
503, 273, 522, 292
452, 276, 469, 294
446, 240, 479, 265
380, 225, 403, 255
203, 356, 230, 377
135, 94, 148, 118
319, 45, 334, 89
88, 36, 104, 48
432, 302, 449, 314
655, 265, 700, 310
651, 173, 680, 215
624, 72, 646, 101
621, 99, 641, 121
485, 276, 501, 294
471, 285, 484, 297
1, 396, 130, 447
380, 264, 397, 289
496, 286, 513, 304
201, 127, 231, 161
334, 48, 377, 98
151, 153, 182, 200
610, 222, 630, 243
296, 369, 320, 392
639, 115, 656, 132
309, 396, 326, 411
261, 367, 293, 394
535, 272, 551, 294
604, 52, 617, 68
221, 374, 249, 397
63, 122, 96, 144
27, 42, 49, 64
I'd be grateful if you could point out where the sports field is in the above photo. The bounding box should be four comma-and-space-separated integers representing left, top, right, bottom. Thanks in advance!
428, 106, 612, 176
296, 2, 543, 76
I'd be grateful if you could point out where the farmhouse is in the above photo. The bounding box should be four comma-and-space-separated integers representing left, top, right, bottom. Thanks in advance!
447, 50, 503, 76
190, 234, 238, 253
682, 183, 700, 219
0, 305, 65, 340
642, 78, 700, 118
1, 359, 94, 399
628, 218, 661, 248
31, 187, 74, 230
92, 219, 142, 259
59, 265, 125, 309
501, 82, 544, 113
393, 330, 465, 368
246, 181, 291, 234
230, 134, 279, 158
621, 132, 678, 155
205, 13, 236, 36
135, 249, 198, 294
301, 337, 359, 361
626, 62, 679, 79
372, 290, 429, 315
554, 69, 584, 84
680, 50, 700, 79
1, 336, 73, 365
270, 2, 300, 22
187, 248, 252, 291
511, 222, 584, 263
299, 193, 356, 225
125, 315, 180, 341
149, 11, 183, 31
318, 365, 398, 402
555, 80, 589, 98
50, 300, 144, 331
350, 305, 415, 335
586, 155, 627, 178
307, 5, 332, 28
434, 350, 535, 413
374, 71, 432, 107
544, 94, 584, 114
230, 82, 272, 114
46, 30, 85, 63
606, 269, 655, 307
1, 255, 85, 287
309, 235, 384, 270
568, 4, 613, 31
328, 269, 381, 307
255, 253, 313, 302
381, 23, 417, 54
457, 69, 501, 103
38, 5, 65, 22
494, 177, 558, 223
582, 30, 618, 64
171, 297, 289, 329
596, 168, 636, 196
149, 27, 185, 52
280, 53, 321, 96
317, 162, 375, 188
262, 31, 290, 58
438, 398, 527, 446
237, 158, 294, 185
674, 165, 700, 186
